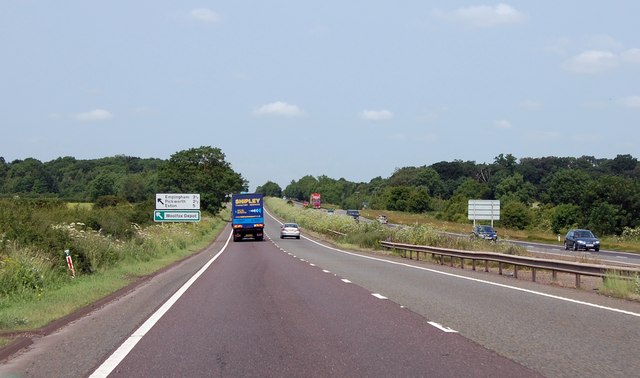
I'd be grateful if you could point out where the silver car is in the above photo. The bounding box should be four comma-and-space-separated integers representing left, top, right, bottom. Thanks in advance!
280, 223, 301, 239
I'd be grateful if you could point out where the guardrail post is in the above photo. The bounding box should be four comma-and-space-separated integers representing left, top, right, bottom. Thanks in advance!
532, 268, 536, 282
472, 259, 476, 271
514, 265, 518, 278
576, 274, 581, 289
449, 256, 454, 267
499, 262, 503, 275
485, 260, 489, 272
552, 271, 557, 281
461, 258, 465, 269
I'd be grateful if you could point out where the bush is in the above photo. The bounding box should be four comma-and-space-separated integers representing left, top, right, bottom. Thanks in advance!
551, 204, 581, 234
0, 246, 53, 296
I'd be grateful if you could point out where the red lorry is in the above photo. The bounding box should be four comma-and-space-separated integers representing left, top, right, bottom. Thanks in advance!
310, 193, 321, 209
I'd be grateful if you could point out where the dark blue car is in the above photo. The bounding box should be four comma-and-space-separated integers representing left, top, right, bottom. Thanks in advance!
564, 229, 600, 251
472, 225, 498, 241
346, 209, 360, 220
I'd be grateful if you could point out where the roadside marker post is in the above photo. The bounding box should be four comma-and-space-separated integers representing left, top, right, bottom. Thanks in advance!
64, 249, 76, 278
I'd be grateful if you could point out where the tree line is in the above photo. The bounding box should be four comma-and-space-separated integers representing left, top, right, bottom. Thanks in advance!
2, 149, 638, 236
257, 154, 640, 236
0, 146, 246, 215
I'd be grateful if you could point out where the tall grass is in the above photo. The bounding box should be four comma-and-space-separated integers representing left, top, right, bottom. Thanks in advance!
599, 274, 640, 301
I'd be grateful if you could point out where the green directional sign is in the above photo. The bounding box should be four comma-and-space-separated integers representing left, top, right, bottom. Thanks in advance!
154, 210, 201, 222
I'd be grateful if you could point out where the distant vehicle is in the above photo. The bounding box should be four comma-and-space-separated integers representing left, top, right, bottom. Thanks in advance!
377, 215, 388, 224
346, 209, 360, 220
564, 229, 600, 251
310, 193, 321, 209
471, 225, 498, 241
280, 223, 301, 239
231, 193, 264, 242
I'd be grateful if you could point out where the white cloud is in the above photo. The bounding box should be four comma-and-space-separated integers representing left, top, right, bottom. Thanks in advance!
253, 101, 304, 117
494, 119, 512, 129
360, 109, 393, 121
563, 48, 640, 74
190, 8, 220, 23
620, 96, 640, 109
434, 3, 524, 28
621, 48, 640, 64
563, 50, 618, 74
74, 109, 113, 122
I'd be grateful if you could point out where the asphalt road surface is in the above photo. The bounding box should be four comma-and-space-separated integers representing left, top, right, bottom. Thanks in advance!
1, 210, 639, 377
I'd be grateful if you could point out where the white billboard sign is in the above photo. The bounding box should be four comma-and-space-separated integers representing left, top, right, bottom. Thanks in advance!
156, 193, 200, 210
468, 199, 500, 223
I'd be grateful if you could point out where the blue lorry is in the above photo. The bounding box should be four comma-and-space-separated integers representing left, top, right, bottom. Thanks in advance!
231, 193, 264, 242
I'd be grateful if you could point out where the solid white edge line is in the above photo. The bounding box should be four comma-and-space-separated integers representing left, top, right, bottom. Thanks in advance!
428, 321, 458, 333
89, 230, 233, 378
263, 208, 640, 318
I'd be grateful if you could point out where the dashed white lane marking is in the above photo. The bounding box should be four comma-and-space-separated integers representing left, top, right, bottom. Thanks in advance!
341, 279, 352, 283
310, 263, 316, 266
322, 269, 331, 273
372, 293, 387, 300
428, 321, 458, 333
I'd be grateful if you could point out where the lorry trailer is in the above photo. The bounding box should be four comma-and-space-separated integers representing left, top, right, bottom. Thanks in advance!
231, 193, 264, 241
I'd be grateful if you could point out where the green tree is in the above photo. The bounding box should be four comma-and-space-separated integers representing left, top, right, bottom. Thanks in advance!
500, 200, 531, 230
551, 204, 582, 234
89, 173, 117, 200
119, 174, 148, 203
157, 146, 246, 213
256, 181, 282, 197
543, 169, 591, 206
2, 158, 57, 194
495, 173, 537, 205
587, 203, 619, 236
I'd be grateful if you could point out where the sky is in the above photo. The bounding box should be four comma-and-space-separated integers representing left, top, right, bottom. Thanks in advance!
1, 2, 639, 191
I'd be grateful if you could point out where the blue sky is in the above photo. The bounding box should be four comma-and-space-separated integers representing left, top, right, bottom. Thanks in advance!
2, 2, 639, 190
